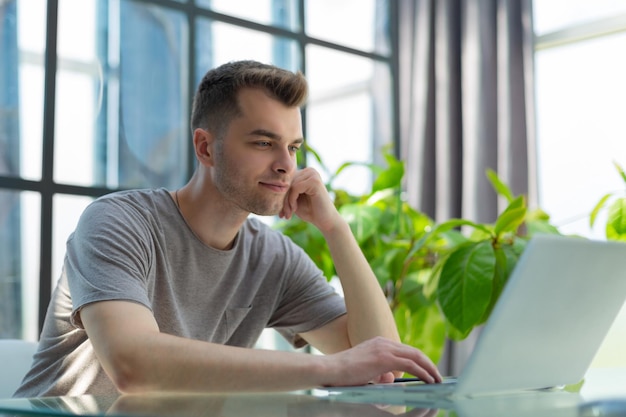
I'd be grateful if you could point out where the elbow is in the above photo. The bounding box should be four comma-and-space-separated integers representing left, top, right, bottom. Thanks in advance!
109, 369, 145, 395
102, 349, 154, 394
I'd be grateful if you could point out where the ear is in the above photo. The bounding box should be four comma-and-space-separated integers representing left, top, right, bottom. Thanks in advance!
193, 128, 215, 166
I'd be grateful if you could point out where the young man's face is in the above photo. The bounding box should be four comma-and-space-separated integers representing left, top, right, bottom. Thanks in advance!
211, 87, 304, 216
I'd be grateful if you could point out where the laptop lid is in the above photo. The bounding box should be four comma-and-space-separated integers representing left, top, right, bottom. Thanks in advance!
326, 235, 626, 399
454, 235, 626, 396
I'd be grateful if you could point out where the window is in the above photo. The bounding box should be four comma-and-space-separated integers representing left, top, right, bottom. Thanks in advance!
0, 0, 394, 340
533, 0, 626, 367
533, 0, 626, 239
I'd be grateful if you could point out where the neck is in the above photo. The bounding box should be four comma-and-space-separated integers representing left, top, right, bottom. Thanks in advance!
175, 178, 248, 250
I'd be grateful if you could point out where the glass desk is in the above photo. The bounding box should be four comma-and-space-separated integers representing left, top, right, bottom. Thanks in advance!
1, 368, 625, 417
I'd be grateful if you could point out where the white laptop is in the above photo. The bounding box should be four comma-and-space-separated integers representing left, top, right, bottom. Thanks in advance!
327, 235, 626, 399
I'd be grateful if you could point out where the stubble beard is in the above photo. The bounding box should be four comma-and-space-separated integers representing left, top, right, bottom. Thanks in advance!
213, 154, 285, 217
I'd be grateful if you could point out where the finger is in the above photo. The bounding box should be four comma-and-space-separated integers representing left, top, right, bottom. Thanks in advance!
280, 193, 293, 219
389, 345, 441, 383
285, 173, 309, 213
415, 353, 442, 383
282, 176, 308, 218
410, 360, 441, 384
373, 371, 395, 384
390, 357, 435, 384
399, 345, 442, 383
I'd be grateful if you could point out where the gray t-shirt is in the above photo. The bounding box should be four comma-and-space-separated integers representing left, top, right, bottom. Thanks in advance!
14, 188, 346, 397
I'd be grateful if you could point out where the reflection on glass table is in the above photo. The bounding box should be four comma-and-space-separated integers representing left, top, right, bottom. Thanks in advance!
0, 389, 602, 417
1, 368, 626, 417
0, 392, 436, 417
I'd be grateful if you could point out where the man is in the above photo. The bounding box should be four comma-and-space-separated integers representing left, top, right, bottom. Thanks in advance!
15, 60, 441, 397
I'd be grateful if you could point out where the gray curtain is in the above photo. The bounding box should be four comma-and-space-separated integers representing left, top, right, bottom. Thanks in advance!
397, 0, 537, 374
398, 0, 537, 224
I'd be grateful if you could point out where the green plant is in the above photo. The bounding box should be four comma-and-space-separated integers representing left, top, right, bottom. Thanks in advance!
590, 161, 626, 241
274, 146, 560, 363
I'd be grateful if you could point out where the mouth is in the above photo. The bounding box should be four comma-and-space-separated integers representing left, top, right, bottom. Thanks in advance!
259, 181, 290, 193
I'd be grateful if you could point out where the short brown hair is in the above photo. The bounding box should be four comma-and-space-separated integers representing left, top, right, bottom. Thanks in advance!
190, 60, 308, 138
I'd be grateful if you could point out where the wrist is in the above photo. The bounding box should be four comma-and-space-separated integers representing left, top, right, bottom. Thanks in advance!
318, 215, 350, 239
312, 353, 339, 387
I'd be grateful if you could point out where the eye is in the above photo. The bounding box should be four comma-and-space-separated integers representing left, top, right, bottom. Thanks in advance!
256, 141, 271, 148
289, 145, 301, 153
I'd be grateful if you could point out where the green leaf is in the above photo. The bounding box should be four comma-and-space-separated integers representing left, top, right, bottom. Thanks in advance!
486, 169, 515, 203
526, 208, 550, 222
372, 157, 404, 193
402, 205, 432, 237
564, 379, 585, 393
275, 218, 335, 280
468, 225, 494, 241
590, 193, 613, 227
437, 228, 469, 248
445, 319, 474, 341
302, 142, 325, 169
370, 247, 407, 288
397, 270, 432, 307
606, 198, 626, 241
437, 240, 497, 335
394, 303, 446, 364
334, 161, 380, 179
333, 189, 356, 208
615, 161, 626, 184
339, 204, 382, 244
526, 219, 561, 236
366, 188, 395, 205
407, 219, 494, 260
423, 253, 446, 301
436, 218, 494, 237
478, 243, 523, 324
494, 196, 527, 237
525, 208, 561, 236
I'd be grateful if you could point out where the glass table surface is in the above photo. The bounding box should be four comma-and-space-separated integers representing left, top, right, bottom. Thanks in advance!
1, 368, 625, 417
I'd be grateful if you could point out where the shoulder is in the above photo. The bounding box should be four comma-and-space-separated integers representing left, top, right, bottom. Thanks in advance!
75, 188, 174, 237
82, 188, 171, 219
90, 188, 171, 210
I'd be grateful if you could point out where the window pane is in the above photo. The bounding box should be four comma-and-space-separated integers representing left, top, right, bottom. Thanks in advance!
197, 0, 299, 31
306, 46, 392, 195
54, 0, 190, 189
52, 194, 93, 291
305, 0, 390, 55
533, 0, 626, 35
195, 19, 300, 86
535, 33, 626, 238
0, 0, 45, 181
18, 65, 45, 181
0, 189, 40, 340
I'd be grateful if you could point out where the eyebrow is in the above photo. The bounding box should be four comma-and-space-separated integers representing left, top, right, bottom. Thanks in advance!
249, 129, 304, 144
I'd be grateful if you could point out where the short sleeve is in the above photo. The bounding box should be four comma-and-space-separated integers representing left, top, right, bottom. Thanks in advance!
66, 196, 155, 328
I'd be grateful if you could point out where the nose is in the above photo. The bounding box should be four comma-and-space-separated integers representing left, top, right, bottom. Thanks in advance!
273, 147, 296, 175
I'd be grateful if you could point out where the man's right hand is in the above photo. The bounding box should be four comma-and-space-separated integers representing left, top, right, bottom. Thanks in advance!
321, 337, 442, 387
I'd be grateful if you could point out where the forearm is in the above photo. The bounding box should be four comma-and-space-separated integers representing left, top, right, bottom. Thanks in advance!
323, 221, 400, 346
82, 301, 337, 394
100, 331, 332, 393
100, 332, 441, 393
83, 292, 440, 394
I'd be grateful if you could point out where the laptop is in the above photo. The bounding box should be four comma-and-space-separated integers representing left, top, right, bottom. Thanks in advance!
326, 235, 626, 399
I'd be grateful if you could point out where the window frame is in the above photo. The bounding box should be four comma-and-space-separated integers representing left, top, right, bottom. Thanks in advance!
0, 0, 399, 335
